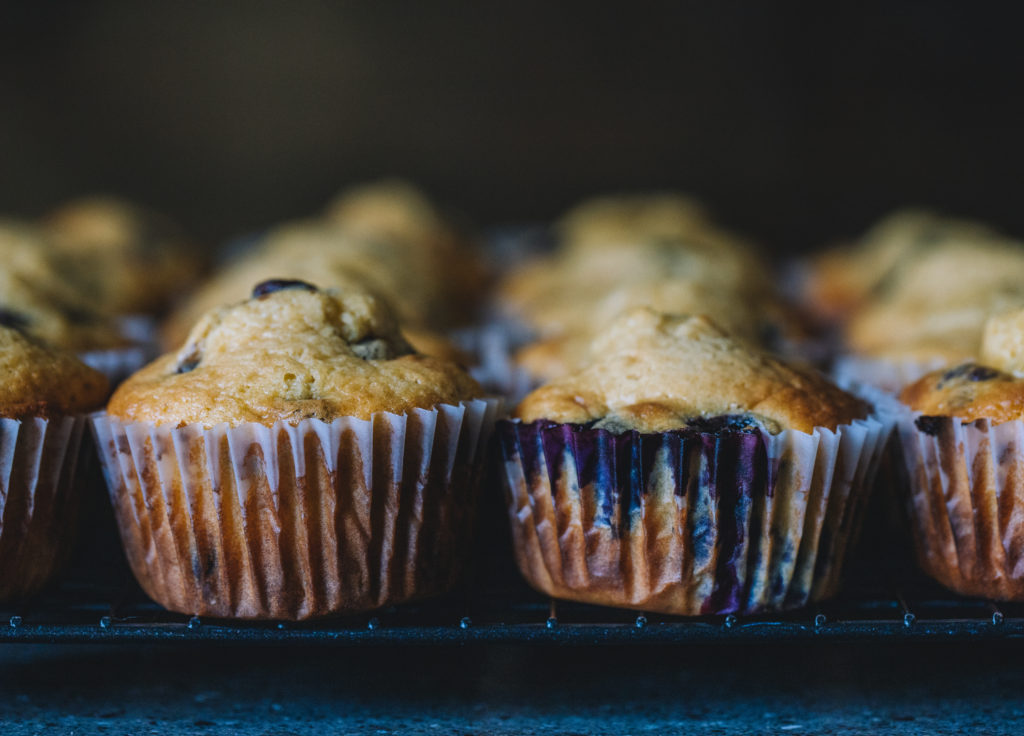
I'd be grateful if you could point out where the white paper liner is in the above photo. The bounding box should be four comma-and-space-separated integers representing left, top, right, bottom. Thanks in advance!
498, 411, 892, 615
832, 354, 948, 394
90, 398, 500, 620
895, 404, 1024, 600
0, 415, 87, 600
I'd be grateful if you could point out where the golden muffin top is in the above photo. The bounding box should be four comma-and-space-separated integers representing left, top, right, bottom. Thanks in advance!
0, 325, 108, 418
111, 281, 482, 428
515, 308, 867, 434
900, 307, 1024, 422
160, 222, 464, 356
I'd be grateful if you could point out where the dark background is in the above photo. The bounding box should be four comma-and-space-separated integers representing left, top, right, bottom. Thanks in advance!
2, 1, 1024, 252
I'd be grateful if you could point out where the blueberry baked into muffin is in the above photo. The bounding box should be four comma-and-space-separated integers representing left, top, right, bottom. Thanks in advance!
93, 280, 496, 620
897, 307, 1024, 600
0, 324, 108, 600
498, 308, 887, 616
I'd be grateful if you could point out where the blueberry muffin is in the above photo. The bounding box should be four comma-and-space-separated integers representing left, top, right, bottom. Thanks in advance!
325, 179, 487, 320
807, 209, 1001, 321
498, 308, 886, 615
0, 325, 108, 600
512, 278, 785, 383
497, 194, 775, 339
161, 222, 468, 362
43, 196, 202, 314
0, 221, 127, 352
95, 280, 495, 620
896, 308, 1024, 600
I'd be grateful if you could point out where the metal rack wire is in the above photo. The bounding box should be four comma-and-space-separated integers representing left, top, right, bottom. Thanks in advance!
1, 569, 1023, 645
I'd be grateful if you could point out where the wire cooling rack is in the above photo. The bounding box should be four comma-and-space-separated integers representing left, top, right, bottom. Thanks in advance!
1, 561, 1023, 645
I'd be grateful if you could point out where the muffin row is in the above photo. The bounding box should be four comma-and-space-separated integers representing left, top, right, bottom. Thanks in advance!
5, 185, 1024, 620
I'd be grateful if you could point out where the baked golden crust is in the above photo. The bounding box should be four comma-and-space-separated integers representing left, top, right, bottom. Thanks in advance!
514, 308, 867, 434
43, 196, 202, 314
899, 364, 1024, 423
0, 326, 109, 417
111, 283, 482, 427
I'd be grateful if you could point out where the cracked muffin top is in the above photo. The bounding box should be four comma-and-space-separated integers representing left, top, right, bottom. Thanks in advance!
514, 308, 867, 434
110, 280, 482, 427
0, 325, 108, 418
901, 307, 1024, 423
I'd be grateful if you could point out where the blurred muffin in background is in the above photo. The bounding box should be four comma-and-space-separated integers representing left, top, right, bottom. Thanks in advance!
513, 277, 792, 382
844, 240, 1024, 363
805, 209, 1002, 323
0, 221, 126, 351
497, 192, 776, 337
42, 196, 204, 315
325, 179, 489, 319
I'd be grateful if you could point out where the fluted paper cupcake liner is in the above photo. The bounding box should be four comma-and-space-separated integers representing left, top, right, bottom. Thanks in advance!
497, 414, 890, 615
0, 415, 87, 601
90, 398, 500, 620
896, 409, 1024, 600
832, 354, 948, 394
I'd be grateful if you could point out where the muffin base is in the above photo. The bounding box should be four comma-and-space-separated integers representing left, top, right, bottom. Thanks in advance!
897, 412, 1024, 600
0, 416, 87, 601
497, 416, 888, 616
91, 399, 499, 620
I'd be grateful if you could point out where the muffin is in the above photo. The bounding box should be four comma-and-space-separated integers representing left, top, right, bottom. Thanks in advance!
162, 220, 470, 359
512, 278, 785, 383
497, 194, 774, 336
806, 209, 1001, 322
42, 196, 202, 315
0, 325, 108, 600
498, 308, 888, 615
325, 179, 488, 320
0, 220, 134, 369
837, 239, 1024, 390
93, 280, 497, 620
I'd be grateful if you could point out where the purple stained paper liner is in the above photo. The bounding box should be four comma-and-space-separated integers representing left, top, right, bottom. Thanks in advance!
90, 398, 500, 621
497, 414, 889, 615
896, 409, 1024, 600
0, 416, 88, 601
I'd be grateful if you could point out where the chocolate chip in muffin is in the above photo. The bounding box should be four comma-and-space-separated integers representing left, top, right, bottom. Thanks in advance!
251, 279, 319, 299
